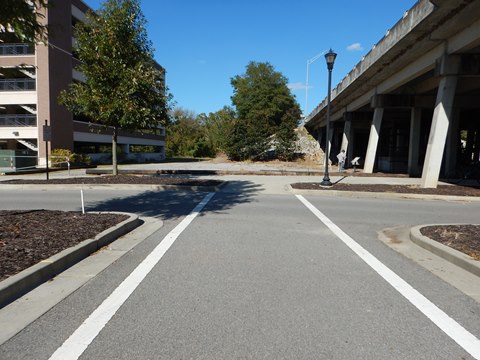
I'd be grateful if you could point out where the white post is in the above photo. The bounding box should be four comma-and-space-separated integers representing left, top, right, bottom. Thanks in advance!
80, 186, 85, 215
363, 107, 384, 173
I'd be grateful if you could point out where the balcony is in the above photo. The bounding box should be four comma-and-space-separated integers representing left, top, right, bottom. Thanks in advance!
0, 43, 35, 56
0, 114, 37, 127
0, 79, 36, 91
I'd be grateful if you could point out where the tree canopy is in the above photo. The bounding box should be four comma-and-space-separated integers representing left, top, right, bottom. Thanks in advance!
166, 108, 207, 158
59, 0, 170, 173
226, 61, 301, 160
198, 106, 236, 154
166, 107, 235, 158
0, 0, 49, 43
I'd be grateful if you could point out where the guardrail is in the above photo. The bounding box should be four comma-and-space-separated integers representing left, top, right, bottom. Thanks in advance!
0, 155, 72, 174
0, 43, 34, 56
0, 115, 37, 127
0, 79, 36, 91
0, 155, 38, 172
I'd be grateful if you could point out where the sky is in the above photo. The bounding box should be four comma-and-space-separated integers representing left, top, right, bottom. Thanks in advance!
84, 0, 418, 117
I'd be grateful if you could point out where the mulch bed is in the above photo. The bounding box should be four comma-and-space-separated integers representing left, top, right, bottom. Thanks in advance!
421, 225, 480, 260
1, 174, 222, 187
0, 210, 128, 281
290, 183, 480, 197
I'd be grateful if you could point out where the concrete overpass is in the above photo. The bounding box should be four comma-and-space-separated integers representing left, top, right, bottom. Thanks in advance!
304, 0, 480, 187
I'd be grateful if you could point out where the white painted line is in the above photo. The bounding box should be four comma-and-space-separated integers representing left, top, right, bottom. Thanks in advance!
49, 192, 215, 360
296, 194, 480, 359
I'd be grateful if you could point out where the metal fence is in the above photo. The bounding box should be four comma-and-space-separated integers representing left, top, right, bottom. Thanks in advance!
0, 154, 38, 172
0, 154, 74, 174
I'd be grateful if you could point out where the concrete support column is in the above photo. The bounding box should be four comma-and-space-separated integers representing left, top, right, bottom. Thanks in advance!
327, 126, 333, 165
341, 115, 352, 154
444, 108, 460, 174
466, 129, 475, 160
421, 75, 458, 188
408, 108, 422, 176
474, 127, 480, 162
121, 144, 130, 154
363, 107, 384, 173
316, 129, 323, 149
315, 129, 325, 165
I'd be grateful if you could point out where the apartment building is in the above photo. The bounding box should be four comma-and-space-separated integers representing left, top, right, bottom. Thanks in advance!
0, 0, 166, 170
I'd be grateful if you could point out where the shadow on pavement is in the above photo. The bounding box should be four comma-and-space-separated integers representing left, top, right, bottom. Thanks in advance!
87, 180, 261, 221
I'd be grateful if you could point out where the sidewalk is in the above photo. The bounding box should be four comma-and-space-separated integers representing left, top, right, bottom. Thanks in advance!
0, 161, 428, 186
5, 161, 475, 203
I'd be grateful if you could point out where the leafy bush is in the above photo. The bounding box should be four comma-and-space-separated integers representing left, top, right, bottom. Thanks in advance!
50, 148, 74, 167
50, 148, 91, 167
75, 153, 92, 166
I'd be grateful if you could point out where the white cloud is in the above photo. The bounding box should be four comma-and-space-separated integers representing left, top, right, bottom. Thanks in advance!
288, 82, 309, 91
347, 43, 364, 51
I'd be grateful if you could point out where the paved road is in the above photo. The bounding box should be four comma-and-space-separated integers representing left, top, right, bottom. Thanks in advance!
1, 180, 480, 359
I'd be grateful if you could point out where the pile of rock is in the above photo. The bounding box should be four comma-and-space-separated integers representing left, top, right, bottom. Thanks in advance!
295, 127, 325, 163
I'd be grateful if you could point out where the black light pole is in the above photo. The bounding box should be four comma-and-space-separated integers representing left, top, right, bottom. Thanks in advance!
320, 49, 337, 186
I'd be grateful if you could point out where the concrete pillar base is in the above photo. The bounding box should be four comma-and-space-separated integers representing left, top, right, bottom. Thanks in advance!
363, 107, 384, 173
341, 117, 352, 155
421, 74, 458, 188
408, 108, 422, 176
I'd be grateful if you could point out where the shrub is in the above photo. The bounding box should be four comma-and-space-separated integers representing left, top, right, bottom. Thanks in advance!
50, 148, 75, 167
50, 149, 91, 167
75, 153, 92, 166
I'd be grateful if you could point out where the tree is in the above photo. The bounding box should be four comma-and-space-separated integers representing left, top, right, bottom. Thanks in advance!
0, 0, 49, 43
275, 108, 300, 161
226, 61, 301, 161
198, 106, 236, 154
59, 0, 170, 174
166, 107, 236, 159
166, 108, 209, 158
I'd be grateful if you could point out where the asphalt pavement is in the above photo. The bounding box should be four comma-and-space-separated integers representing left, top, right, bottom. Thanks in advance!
1, 162, 480, 359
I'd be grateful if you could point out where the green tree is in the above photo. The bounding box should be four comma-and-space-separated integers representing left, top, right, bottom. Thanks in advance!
198, 106, 236, 154
59, 0, 170, 174
166, 108, 213, 158
0, 0, 49, 43
275, 108, 300, 161
227, 61, 301, 161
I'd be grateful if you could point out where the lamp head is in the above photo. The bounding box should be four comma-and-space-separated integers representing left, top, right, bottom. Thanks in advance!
325, 49, 337, 70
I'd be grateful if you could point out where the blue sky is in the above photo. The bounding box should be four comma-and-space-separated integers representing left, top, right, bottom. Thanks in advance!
84, 0, 418, 116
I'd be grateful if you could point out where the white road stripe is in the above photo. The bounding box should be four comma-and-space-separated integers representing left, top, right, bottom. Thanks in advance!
296, 194, 480, 359
49, 192, 216, 360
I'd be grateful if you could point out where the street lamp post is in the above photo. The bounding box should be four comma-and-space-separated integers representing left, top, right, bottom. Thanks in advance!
320, 49, 337, 187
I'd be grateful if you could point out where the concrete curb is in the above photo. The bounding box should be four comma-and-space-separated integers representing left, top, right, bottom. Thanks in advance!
85, 168, 324, 176
0, 182, 227, 192
410, 224, 480, 277
0, 212, 141, 308
289, 186, 480, 202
